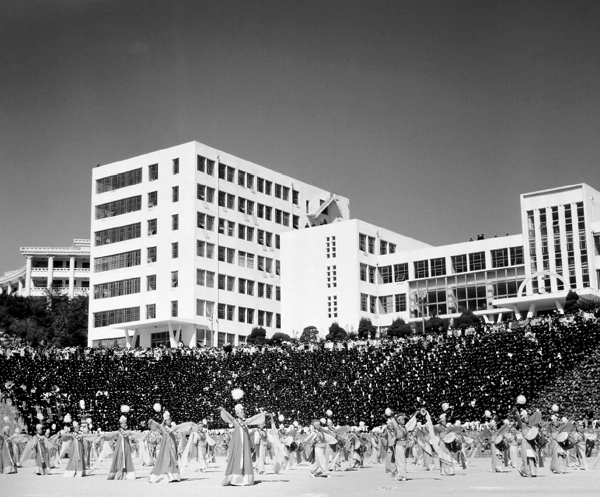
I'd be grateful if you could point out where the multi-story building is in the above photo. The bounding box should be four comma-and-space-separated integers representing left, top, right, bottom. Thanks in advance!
281, 183, 600, 335
88, 141, 350, 348
0, 239, 90, 298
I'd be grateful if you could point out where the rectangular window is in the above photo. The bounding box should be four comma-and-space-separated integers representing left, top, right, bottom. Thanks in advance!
148, 191, 158, 208
430, 257, 446, 276
227, 247, 235, 264
227, 305, 235, 321
218, 163, 226, 179
360, 294, 368, 312
380, 240, 388, 255
282, 186, 290, 201
275, 209, 282, 224
171, 271, 178, 288
292, 189, 299, 205
94, 307, 140, 328
94, 278, 141, 299
368, 236, 375, 254
172, 214, 179, 231
95, 195, 141, 219
452, 254, 468, 273
395, 294, 407, 312
257, 177, 264, 193
415, 260, 429, 279
359, 234, 367, 252
389, 243, 396, 254
379, 265, 393, 284
147, 218, 158, 237
276, 286, 280, 301
196, 240, 215, 258
197, 184, 215, 203
238, 197, 246, 214
368, 265, 375, 284
469, 251, 486, 271
258, 282, 265, 298
360, 263, 367, 281
510, 246, 524, 265
197, 212, 215, 231
94, 249, 141, 273
394, 263, 408, 282
171, 300, 178, 317
238, 170, 246, 186
247, 174, 254, 190
95, 223, 141, 246
227, 166, 235, 183
265, 206, 272, 221
96, 168, 142, 193
146, 304, 156, 319
147, 275, 156, 291
148, 164, 158, 181
227, 276, 235, 292
265, 180, 272, 195
171, 242, 178, 259
293, 215, 299, 229
173, 158, 179, 174
147, 246, 157, 263
491, 248, 509, 268
275, 184, 282, 198
266, 311, 273, 327
379, 295, 393, 314
172, 186, 179, 202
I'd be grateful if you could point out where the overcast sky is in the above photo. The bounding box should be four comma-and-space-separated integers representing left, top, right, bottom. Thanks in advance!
1, 0, 600, 271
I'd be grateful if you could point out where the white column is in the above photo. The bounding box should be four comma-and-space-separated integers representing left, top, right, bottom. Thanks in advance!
7, 284, 12, 295
18, 279, 23, 294
25, 256, 32, 296
68, 256, 75, 298
46, 256, 54, 288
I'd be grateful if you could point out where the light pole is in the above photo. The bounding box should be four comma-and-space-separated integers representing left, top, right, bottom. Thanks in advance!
416, 288, 428, 334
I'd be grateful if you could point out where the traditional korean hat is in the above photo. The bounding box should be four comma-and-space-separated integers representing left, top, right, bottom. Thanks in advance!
119, 415, 127, 424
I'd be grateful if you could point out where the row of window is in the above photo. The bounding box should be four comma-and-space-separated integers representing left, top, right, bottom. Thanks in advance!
360, 293, 407, 314
95, 195, 142, 219
93, 306, 140, 328
94, 249, 141, 273
94, 277, 140, 299
197, 155, 300, 205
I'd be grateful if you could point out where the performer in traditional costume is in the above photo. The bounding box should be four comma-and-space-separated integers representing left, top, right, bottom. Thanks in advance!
148, 409, 181, 483
219, 389, 266, 486
0, 425, 17, 474
384, 410, 417, 481
304, 418, 333, 478
252, 421, 269, 474
62, 420, 88, 477
20, 424, 52, 475
425, 412, 456, 476
515, 408, 541, 477
105, 414, 136, 480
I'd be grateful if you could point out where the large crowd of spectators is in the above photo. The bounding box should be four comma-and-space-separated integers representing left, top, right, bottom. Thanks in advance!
1, 308, 599, 434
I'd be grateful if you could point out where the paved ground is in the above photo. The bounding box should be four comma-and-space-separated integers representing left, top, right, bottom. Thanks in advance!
3, 457, 598, 497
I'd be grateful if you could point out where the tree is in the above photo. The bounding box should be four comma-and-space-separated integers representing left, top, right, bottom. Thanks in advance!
564, 290, 580, 313
269, 332, 291, 345
357, 317, 376, 339
387, 318, 412, 338
246, 327, 267, 345
325, 322, 347, 342
299, 326, 319, 342
455, 309, 480, 330
425, 316, 448, 334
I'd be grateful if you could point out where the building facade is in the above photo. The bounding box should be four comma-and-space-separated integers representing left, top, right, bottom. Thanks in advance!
0, 239, 90, 298
88, 141, 350, 348
281, 184, 600, 335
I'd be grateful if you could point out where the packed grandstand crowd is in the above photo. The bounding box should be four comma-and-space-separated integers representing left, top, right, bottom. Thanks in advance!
1, 307, 600, 435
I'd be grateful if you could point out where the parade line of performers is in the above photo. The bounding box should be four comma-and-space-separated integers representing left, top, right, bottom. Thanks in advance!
1, 391, 598, 485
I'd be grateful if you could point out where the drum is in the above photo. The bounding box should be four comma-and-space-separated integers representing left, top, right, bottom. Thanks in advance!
494, 435, 508, 452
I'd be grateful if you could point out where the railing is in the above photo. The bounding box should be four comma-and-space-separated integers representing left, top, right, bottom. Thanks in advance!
20, 247, 91, 255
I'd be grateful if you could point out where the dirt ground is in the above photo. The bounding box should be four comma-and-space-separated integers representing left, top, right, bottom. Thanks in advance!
3, 456, 598, 497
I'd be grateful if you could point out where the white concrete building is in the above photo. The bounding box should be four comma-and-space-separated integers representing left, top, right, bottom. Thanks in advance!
0, 239, 90, 298
88, 141, 350, 348
281, 184, 600, 335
